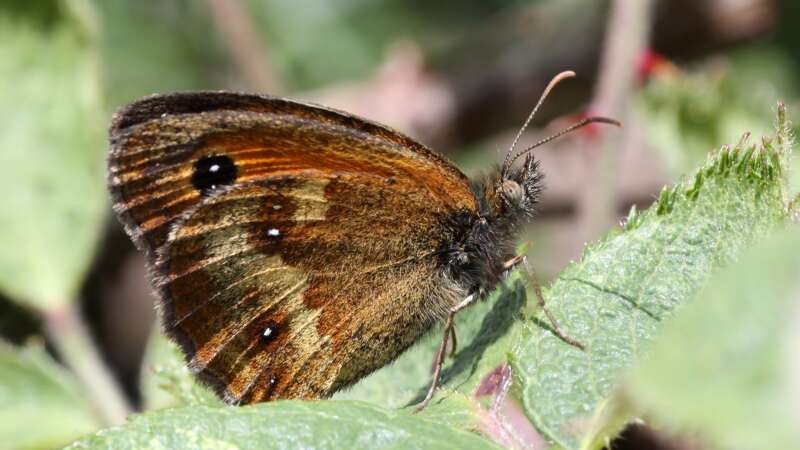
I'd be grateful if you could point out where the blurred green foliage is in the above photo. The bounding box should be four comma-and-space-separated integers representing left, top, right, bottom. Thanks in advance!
243, 0, 522, 90
0, 0, 105, 310
0, 342, 98, 450
637, 47, 799, 177
97, 1, 224, 108
95, 0, 523, 109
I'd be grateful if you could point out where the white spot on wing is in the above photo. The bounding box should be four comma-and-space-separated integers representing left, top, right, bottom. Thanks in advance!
267, 228, 280, 237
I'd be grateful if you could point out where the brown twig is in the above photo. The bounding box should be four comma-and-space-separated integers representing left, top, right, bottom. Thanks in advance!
44, 304, 132, 426
206, 0, 283, 93
576, 0, 655, 246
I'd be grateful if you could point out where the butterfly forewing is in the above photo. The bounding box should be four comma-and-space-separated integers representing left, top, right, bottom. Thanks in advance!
108, 92, 475, 254
108, 92, 479, 403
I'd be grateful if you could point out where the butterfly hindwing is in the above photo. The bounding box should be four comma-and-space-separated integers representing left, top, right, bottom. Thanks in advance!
158, 173, 465, 403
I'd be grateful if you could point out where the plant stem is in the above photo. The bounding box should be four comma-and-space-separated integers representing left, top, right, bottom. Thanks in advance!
577, 0, 655, 245
44, 303, 131, 426
206, 0, 283, 93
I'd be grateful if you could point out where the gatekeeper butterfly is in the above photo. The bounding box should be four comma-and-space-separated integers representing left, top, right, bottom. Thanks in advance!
108, 71, 618, 409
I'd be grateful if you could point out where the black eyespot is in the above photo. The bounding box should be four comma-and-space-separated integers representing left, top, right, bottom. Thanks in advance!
386, 176, 396, 185
192, 155, 237, 195
261, 320, 279, 343
264, 373, 278, 396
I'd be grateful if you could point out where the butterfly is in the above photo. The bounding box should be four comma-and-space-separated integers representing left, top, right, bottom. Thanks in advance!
108, 70, 618, 409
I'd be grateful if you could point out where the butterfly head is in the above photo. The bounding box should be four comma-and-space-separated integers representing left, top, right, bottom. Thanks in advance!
487, 70, 620, 224
491, 153, 543, 221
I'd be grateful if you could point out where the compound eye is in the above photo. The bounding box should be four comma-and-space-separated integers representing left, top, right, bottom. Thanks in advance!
502, 179, 524, 204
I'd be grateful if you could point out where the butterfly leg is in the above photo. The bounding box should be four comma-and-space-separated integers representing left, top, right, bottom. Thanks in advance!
519, 256, 585, 350
416, 292, 477, 412
448, 325, 458, 357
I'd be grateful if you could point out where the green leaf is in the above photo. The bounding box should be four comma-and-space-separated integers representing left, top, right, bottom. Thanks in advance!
66, 401, 501, 450
0, 341, 99, 450
511, 106, 793, 449
140, 330, 221, 411
623, 229, 800, 449
0, 2, 106, 310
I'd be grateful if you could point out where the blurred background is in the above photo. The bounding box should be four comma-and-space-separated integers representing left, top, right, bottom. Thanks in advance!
2, 0, 800, 448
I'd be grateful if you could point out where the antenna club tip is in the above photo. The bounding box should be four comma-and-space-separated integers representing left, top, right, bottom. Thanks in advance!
551, 71, 577, 85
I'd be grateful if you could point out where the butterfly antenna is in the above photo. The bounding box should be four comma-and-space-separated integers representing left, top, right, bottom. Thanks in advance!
503, 70, 577, 175
504, 116, 622, 170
